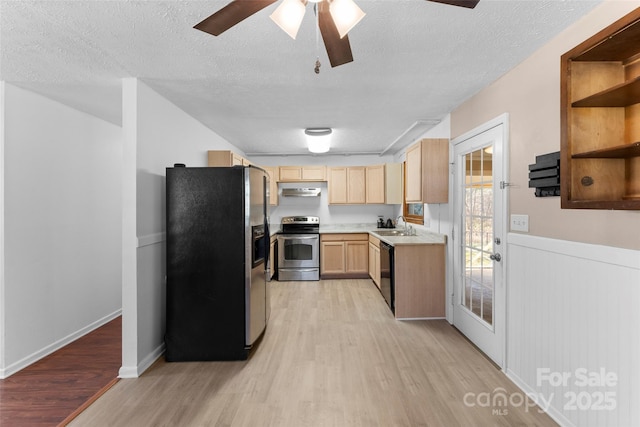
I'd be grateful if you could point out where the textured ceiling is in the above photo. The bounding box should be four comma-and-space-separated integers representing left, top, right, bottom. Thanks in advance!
1, 0, 602, 155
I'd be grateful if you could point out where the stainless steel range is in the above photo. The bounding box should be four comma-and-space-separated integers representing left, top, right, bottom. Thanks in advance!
277, 216, 320, 281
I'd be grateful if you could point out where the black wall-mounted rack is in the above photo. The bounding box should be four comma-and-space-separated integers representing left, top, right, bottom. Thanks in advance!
529, 151, 560, 197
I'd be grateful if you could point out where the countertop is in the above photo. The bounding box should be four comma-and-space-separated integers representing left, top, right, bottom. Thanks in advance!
320, 223, 447, 246
270, 223, 446, 246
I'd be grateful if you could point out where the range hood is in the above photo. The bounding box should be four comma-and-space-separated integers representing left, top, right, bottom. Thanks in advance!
282, 188, 321, 197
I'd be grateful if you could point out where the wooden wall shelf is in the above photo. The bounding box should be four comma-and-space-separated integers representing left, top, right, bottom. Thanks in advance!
561, 8, 640, 210
572, 142, 640, 159
571, 76, 640, 107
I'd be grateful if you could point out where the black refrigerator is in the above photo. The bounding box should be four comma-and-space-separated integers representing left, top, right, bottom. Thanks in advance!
165, 165, 270, 361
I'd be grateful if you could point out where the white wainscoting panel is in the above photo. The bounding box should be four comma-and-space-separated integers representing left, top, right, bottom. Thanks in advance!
506, 233, 640, 427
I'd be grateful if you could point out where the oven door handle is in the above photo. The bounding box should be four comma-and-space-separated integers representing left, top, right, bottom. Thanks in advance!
280, 235, 318, 240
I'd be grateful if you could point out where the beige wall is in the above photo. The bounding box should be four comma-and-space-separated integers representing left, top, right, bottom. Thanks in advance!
451, 1, 640, 250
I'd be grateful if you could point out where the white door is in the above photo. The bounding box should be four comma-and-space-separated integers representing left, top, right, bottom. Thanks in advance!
452, 118, 507, 367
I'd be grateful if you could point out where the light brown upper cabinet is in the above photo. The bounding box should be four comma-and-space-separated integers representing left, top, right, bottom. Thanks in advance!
365, 165, 386, 204
561, 8, 640, 210
207, 150, 251, 167
330, 164, 402, 205
365, 163, 403, 204
262, 166, 279, 206
328, 167, 366, 204
278, 166, 327, 182
405, 138, 449, 204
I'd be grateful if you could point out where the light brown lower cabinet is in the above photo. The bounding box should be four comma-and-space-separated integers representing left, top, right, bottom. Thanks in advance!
368, 235, 381, 288
394, 244, 445, 319
320, 233, 369, 278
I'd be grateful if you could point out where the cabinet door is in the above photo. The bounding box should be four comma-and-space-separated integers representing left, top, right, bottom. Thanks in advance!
347, 167, 366, 204
279, 166, 302, 181
423, 139, 449, 204
207, 150, 233, 166
405, 143, 423, 202
346, 241, 368, 274
232, 153, 244, 166
374, 245, 381, 286
320, 241, 345, 275
302, 166, 326, 181
207, 150, 248, 167
368, 242, 381, 288
328, 167, 348, 204
385, 163, 403, 205
263, 166, 279, 206
366, 165, 385, 204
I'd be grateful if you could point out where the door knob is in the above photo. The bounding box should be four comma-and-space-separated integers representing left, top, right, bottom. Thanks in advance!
490, 253, 502, 262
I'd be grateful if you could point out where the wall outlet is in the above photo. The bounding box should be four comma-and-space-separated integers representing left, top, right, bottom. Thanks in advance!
510, 214, 529, 232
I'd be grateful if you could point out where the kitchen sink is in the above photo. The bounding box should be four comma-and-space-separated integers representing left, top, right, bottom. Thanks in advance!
374, 230, 411, 236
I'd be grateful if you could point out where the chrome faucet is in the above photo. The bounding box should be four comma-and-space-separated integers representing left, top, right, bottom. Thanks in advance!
396, 215, 407, 232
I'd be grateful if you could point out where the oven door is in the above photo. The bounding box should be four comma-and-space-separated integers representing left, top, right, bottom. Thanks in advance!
277, 234, 319, 269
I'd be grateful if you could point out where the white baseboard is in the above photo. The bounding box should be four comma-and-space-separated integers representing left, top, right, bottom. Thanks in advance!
506, 368, 573, 427
118, 343, 165, 378
0, 309, 122, 379
396, 317, 446, 321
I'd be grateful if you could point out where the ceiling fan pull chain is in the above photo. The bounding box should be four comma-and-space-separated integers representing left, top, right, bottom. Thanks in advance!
314, 3, 321, 74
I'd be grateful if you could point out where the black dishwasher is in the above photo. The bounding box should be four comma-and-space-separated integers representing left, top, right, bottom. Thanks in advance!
379, 241, 395, 314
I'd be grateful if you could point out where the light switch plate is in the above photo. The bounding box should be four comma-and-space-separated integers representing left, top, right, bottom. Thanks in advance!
510, 214, 529, 232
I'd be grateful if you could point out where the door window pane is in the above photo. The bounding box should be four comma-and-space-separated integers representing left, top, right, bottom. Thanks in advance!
462, 147, 494, 326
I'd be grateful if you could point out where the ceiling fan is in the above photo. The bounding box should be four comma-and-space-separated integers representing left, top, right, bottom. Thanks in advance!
194, 0, 480, 69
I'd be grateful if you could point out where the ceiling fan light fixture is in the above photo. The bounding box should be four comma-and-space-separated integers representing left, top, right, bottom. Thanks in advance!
329, 0, 366, 39
305, 128, 332, 153
270, 0, 307, 40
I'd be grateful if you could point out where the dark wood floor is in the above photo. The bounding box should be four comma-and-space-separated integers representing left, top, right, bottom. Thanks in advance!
0, 316, 121, 426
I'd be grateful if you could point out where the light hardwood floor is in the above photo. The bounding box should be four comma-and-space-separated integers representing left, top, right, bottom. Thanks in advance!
71, 279, 556, 426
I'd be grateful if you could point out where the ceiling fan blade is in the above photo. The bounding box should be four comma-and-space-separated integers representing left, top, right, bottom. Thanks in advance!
194, 0, 278, 36
317, 1, 354, 68
427, 0, 480, 9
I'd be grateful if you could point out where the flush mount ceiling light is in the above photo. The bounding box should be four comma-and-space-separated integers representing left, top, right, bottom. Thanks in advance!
194, 0, 480, 70
305, 128, 332, 153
